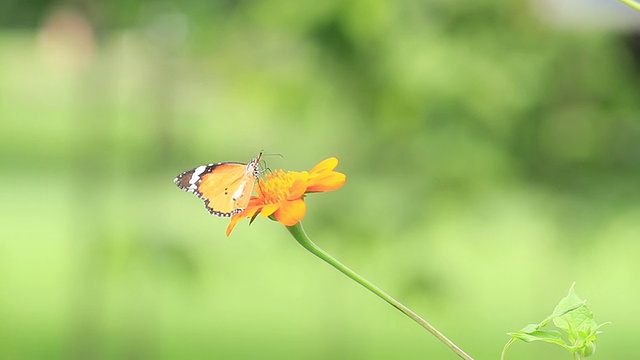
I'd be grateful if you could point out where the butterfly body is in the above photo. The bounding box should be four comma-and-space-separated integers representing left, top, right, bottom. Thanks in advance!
174, 152, 262, 217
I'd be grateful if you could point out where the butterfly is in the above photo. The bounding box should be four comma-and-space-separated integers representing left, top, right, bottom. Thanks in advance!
174, 151, 263, 217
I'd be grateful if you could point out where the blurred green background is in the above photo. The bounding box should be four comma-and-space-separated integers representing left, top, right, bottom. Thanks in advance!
2, 0, 640, 359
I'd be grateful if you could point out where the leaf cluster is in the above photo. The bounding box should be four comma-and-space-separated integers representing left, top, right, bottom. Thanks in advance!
502, 283, 609, 360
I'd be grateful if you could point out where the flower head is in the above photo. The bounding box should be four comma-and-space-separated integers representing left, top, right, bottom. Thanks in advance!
226, 157, 346, 236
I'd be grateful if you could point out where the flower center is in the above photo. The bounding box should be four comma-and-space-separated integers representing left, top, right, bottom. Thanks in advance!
257, 170, 297, 204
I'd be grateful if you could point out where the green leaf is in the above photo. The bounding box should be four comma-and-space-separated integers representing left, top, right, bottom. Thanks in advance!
541, 283, 586, 328
506, 329, 566, 346
552, 283, 597, 339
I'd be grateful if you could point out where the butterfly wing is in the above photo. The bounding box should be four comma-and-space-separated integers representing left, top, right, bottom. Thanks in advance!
197, 163, 256, 216
174, 152, 262, 217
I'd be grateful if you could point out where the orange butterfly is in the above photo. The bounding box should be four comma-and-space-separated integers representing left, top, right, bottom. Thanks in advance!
174, 151, 263, 217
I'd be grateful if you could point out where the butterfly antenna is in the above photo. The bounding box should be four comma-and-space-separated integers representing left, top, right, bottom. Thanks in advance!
263, 152, 283, 158
260, 152, 282, 174
262, 152, 283, 162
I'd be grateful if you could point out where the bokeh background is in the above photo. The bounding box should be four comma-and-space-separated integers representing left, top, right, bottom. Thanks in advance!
2, 0, 640, 359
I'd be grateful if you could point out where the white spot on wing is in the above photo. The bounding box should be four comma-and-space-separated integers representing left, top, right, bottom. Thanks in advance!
232, 181, 246, 200
190, 166, 207, 185
186, 165, 207, 192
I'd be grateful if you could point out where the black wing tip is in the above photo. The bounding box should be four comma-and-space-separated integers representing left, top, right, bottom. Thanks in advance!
174, 176, 194, 193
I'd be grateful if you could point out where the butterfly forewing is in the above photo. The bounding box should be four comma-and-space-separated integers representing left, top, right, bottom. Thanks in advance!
174, 164, 216, 193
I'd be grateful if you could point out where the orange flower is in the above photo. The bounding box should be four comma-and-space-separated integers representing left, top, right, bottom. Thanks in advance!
226, 157, 346, 236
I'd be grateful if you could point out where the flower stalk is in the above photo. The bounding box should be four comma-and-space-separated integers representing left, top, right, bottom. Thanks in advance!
618, 0, 640, 11
287, 222, 474, 360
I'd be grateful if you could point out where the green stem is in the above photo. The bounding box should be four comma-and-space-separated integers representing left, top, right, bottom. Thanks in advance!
287, 222, 474, 360
618, 0, 640, 11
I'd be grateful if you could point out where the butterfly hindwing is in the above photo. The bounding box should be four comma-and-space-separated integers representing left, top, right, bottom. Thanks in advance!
197, 163, 253, 216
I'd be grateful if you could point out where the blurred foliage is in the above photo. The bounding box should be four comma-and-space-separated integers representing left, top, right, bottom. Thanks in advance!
2, 0, 640, 359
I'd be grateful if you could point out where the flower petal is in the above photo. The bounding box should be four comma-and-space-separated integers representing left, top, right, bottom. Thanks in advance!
274, 199, 306, 226
242, 200, 263, 218
226, 213, 244, 236
288, 171, 309, 200
260, 203, 279, 217
225, 198, 263, 236
309, 157, 338, 174
248, 196, 264, 207
306, 172, 346, 192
